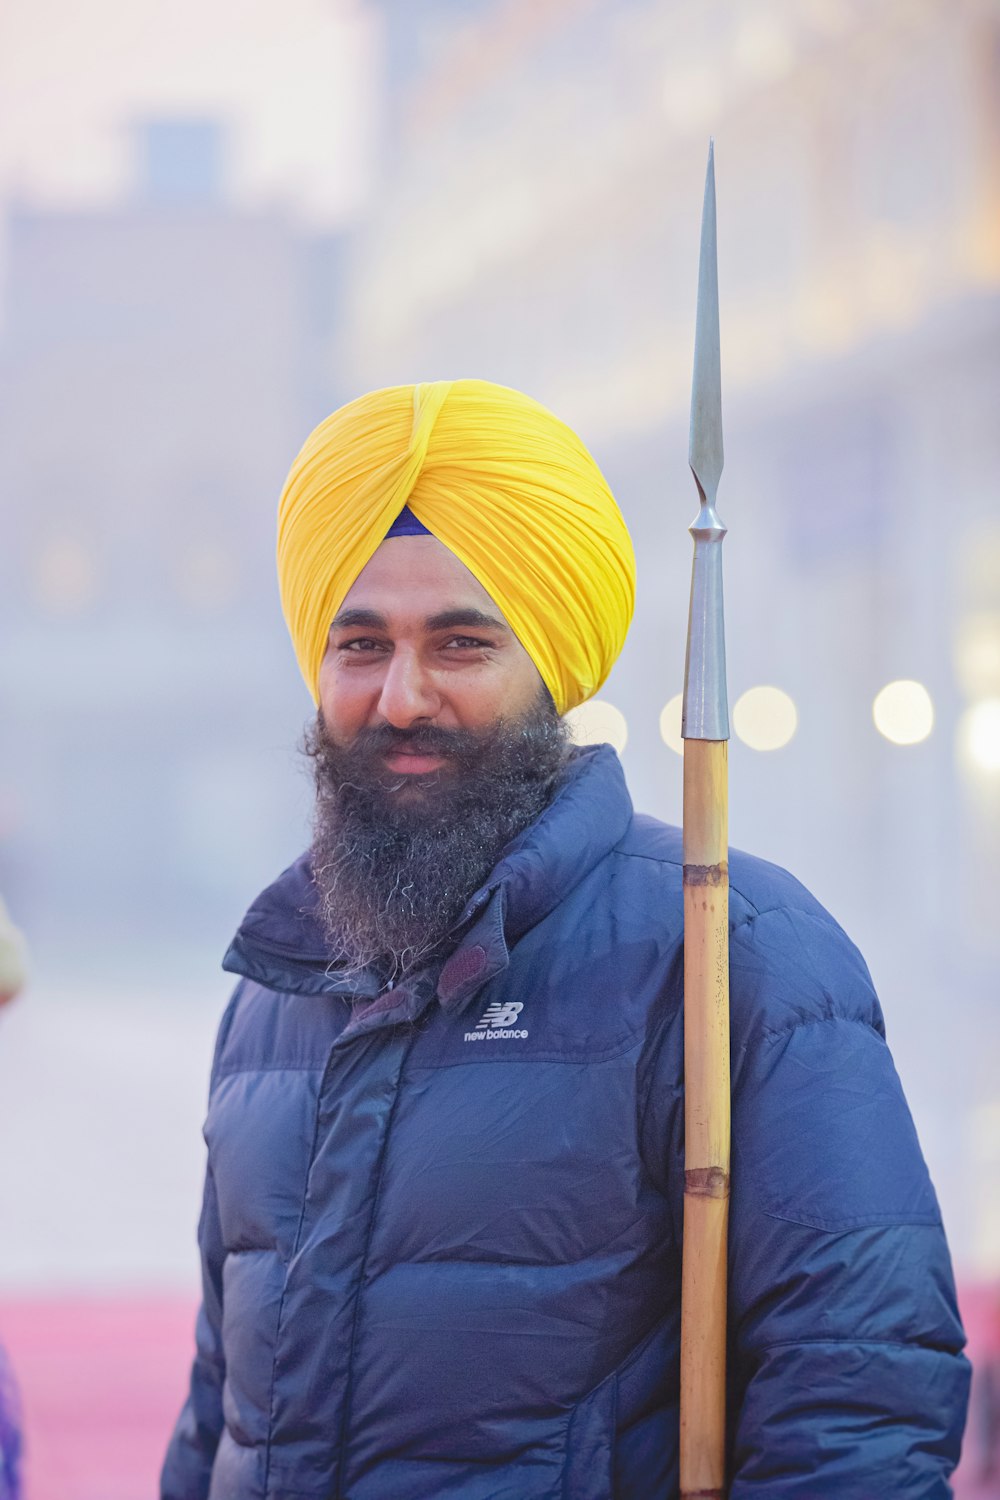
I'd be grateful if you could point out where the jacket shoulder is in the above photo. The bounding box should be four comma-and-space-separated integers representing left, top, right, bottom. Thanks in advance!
615, 813, 883, 1041
617, 814, 828, 920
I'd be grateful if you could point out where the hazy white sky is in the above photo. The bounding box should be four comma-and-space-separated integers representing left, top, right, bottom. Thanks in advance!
0, 0, 379, 224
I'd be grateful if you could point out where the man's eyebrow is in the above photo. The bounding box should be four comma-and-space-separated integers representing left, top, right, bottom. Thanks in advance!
425, 607, 510, 633
329, 608, 387, 630
328, 605, 510, 634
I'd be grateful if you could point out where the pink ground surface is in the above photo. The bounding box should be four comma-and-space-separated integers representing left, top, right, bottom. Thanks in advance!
0, 1296, 196, 1500
0, 1288, 997, 1499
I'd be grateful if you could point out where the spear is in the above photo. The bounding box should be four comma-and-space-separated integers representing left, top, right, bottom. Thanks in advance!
679, 140, 731, 1500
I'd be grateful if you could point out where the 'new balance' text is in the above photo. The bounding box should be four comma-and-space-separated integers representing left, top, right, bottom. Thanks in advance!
464, 1000, 528, 1042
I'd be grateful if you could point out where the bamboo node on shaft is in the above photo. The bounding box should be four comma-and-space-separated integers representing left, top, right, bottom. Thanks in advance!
685, 1166, 729, 1198
683, 862, 728, 886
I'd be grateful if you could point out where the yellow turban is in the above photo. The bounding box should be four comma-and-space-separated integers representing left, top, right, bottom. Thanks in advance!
276, 379, 635, 715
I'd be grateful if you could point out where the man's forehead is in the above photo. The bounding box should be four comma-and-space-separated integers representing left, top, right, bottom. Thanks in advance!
337, 534, 511, 631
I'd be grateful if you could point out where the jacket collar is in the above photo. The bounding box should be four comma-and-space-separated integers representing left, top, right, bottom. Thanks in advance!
222, 743, 633, 1004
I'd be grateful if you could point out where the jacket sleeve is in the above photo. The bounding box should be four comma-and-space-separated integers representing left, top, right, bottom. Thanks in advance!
725, 908, 971, 1497
160, 990, 240, 1500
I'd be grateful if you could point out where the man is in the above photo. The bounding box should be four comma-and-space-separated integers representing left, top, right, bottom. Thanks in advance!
162, 379, 969, 1499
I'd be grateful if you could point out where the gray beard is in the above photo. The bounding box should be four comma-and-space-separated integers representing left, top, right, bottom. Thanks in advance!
304, 694, 570, 985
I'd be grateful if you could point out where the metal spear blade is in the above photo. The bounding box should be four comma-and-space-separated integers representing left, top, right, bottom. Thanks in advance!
689, 140, 724, 502
682, 140, 729, 742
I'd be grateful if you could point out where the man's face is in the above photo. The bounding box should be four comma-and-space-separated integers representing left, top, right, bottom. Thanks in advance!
309, 536, 569, 980
317, 534, 545, 772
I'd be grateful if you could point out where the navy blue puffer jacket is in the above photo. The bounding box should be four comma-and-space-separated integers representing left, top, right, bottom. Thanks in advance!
162, 745, 969, 1499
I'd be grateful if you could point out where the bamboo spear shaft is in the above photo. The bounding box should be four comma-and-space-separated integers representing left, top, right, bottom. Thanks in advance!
679, 140, 731, 1500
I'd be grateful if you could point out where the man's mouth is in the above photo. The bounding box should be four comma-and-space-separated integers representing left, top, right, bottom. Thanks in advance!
383, 750, 447, 775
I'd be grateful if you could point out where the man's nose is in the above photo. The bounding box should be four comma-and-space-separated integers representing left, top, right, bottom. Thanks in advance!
376, 649, 441, 727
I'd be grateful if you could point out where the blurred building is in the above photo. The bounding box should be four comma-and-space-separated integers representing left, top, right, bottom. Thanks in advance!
347, 0, 1000, 1267
0, 119, 345, 974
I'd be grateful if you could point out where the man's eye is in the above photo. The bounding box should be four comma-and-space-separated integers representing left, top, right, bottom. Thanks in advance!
444, 636, 491, 650
339, 637, 384, 652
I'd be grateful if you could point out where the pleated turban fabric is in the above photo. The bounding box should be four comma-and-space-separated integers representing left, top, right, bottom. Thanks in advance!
276, 379, 636, 715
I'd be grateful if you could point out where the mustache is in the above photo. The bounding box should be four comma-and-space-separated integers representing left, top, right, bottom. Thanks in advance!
340, 722, 499, 766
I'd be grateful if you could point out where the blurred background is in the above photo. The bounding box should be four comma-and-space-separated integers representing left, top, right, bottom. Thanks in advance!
1, 0, 999, 1494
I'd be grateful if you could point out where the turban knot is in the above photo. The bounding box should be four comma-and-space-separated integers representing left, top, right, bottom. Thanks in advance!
276, 379, 635, 715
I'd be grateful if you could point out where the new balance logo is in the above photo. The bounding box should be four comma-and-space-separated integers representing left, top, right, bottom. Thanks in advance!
464, 1000, 528, 1042
479, 1002, 523, 1028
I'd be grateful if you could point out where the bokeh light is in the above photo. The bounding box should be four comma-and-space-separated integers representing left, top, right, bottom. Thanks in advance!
733, 686, 798, 751
954, 611, 1000, 698
872, 679, 934, 745
33, 537, 99, 615
565, 698, 628, 754
658, 693, 684, 755
957, 698, 1000, 774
